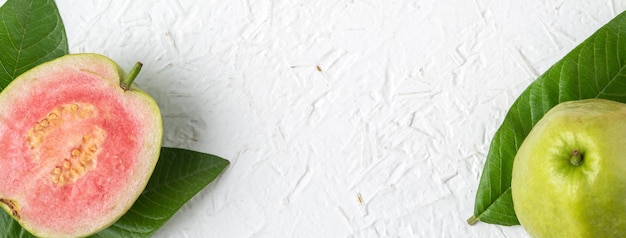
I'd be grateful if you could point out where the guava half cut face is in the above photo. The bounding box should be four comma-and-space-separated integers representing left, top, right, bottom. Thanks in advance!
0, 54, 162, 237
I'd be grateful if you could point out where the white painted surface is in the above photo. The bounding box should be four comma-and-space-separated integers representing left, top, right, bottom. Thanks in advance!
49, 1, 626, 237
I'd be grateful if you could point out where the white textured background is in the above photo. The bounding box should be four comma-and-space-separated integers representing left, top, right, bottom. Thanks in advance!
49, 1, 626, 237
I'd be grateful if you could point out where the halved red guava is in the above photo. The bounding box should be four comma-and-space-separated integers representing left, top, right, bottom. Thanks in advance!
0, 54, 162, 237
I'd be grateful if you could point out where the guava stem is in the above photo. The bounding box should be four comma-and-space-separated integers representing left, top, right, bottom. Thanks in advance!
121, 62, 143, 91
570, 150, 583, 166
467, 215, 479, 225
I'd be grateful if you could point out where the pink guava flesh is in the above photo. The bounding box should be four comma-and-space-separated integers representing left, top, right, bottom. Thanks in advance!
0, 54, 162, 237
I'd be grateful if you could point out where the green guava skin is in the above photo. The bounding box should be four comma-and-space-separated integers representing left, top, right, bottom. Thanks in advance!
512, 98, 626, 238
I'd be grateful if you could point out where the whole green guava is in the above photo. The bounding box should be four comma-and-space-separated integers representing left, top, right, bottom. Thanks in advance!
512, 98, 626, 238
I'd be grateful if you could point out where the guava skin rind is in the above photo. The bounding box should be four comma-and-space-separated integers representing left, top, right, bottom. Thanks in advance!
512, 98, 626, 238
0, 54, 162, 237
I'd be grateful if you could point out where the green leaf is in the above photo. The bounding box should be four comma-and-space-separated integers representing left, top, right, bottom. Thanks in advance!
0, 0, 68, 90
470, 11, 626, 225
0, 148, 229, 237
90, 148, 229, 237
1, 209, 32, 238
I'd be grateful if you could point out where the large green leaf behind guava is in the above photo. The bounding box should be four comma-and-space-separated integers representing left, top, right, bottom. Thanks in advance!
471, 11, 626, 225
